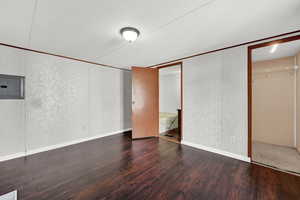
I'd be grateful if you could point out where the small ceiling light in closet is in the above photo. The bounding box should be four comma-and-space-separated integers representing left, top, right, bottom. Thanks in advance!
270, 44, 279, 53
120, 27, 140, 42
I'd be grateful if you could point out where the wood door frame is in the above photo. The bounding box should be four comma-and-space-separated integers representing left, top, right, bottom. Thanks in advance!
158, 62, 183, 142
248, 34, 300, 159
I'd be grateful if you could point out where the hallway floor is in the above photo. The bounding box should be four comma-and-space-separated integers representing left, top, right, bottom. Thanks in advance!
159, 128, 180, 144
253, 141, 300, 175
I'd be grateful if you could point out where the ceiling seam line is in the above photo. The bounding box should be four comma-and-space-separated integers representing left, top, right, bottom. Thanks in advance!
95, 0, 216, 64
96, 42, 128, 60
27, 0, 38, 48
149, 0, 216, 35
22, 0, 128, 71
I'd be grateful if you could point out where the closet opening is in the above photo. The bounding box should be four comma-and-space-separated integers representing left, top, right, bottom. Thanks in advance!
158, 62, 183, 144
248, 35, 300, 174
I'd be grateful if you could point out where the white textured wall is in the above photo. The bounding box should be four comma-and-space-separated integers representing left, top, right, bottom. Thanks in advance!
183, 46, 248, 157
252, 57, 295, 147
89, 66, 132, 135
0, 46, 131, 159
24, 53, 91, 150
159, 73, 180, 114
0, 46, 25, 157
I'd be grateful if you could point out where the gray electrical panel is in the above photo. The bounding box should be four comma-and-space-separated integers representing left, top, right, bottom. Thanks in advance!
0, 74, 25, 99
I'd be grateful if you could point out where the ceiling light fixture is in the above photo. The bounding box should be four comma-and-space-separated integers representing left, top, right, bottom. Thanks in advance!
120, 27, 140, 42
270, 44, 279, 53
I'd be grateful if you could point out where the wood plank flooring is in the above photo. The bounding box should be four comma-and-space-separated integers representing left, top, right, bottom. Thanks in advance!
159, 128, 181, 144
0, 132, 300, 200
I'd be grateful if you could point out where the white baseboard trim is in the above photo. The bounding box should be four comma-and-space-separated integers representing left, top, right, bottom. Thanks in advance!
181, 140, 251, 163
0, 152, 26, 163
0, 128, 132, 163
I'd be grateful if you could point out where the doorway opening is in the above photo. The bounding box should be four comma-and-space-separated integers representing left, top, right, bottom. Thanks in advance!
248, 35, 300, 174
158, 62, 183, 144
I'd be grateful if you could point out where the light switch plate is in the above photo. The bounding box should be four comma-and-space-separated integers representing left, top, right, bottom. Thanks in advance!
0, 190, 17, 200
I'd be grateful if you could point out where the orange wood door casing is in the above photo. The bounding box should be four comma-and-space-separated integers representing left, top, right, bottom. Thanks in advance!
132, 67, 159, 139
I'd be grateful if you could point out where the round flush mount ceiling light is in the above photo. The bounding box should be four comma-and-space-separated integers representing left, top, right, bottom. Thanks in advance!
120, 27, 140, 42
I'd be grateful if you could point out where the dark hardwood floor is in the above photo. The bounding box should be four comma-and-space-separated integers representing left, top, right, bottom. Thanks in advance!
1, 132, 300, 200
159, 128, 181, 144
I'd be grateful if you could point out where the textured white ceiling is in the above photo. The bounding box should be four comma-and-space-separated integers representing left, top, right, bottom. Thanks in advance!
253, 40, 300, 62
0, 0, 36, 46
0, 0, 300, 69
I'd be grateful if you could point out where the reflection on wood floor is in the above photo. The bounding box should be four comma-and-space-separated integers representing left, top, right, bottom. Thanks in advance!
159, 128, 180, 144
1, 132, 300, 199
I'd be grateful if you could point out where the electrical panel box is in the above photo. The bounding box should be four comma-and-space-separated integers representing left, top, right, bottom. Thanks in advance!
0, 74, 25, 99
